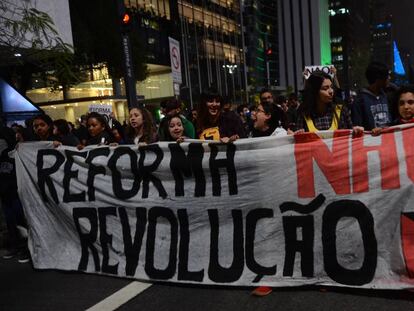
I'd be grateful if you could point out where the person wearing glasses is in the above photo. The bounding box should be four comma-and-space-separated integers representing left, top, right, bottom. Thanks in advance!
251, 102, 287, 137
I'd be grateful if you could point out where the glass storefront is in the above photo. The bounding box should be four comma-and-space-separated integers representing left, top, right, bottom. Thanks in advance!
25, 64, 174, 124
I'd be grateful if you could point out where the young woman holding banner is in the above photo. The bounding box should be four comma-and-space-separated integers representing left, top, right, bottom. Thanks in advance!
196, 89, 246, 142
296, 72, 363, 135
160, 114, 188, 143
251, 102, 288, 137
124, 107, 158, 145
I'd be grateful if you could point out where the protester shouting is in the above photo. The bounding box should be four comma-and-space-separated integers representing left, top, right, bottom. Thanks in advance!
251, 102, 287, 137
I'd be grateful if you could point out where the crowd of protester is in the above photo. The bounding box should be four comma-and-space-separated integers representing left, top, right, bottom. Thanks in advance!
1, 61, 414, 294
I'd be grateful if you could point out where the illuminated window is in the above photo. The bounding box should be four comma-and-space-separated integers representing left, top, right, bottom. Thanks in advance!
203, 39, 240, 63
126, 0, 170, 19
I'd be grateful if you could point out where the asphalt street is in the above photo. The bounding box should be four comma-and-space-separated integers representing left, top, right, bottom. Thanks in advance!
1, 251, 414, 311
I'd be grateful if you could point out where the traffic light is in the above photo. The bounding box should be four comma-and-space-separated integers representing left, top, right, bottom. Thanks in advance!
120, 12, 132, 33
265, 48, 272, 56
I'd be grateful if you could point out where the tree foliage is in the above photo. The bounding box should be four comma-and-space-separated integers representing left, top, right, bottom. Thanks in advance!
0, 0, 83, 93
0, 0, 148, 95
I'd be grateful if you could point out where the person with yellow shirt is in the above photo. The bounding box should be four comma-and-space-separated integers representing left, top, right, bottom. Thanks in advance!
196, 90, 246, 142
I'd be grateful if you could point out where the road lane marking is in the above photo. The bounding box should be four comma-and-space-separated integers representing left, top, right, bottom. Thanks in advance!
86, 281, 152, 311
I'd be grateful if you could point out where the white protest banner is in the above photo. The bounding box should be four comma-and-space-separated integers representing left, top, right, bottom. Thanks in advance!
304, 65, 335, 79
14, 126, 414, 289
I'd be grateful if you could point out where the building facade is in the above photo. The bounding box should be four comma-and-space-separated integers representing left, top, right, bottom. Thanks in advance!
243, 0, 279, 93
173, 0, 246, 106
369, 0, 393, 68
277, 0, 331, 92
329, 0, 370, 92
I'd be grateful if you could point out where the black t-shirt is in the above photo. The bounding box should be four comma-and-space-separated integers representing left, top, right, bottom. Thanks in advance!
74, 125, 89, 142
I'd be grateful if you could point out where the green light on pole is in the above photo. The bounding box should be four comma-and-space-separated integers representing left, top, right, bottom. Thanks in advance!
319, 0, 332, 65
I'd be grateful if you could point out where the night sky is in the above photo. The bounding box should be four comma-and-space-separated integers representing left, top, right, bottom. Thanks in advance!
392, 0, 414, 64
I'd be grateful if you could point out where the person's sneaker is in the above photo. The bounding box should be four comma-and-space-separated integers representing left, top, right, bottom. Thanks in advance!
251, 286, 272, 296
2, 249, 19, 259
17, 249, 30, 264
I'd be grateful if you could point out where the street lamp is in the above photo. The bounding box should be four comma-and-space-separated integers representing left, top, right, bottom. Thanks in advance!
222, 64, 237, 103
222, 64, 238, 74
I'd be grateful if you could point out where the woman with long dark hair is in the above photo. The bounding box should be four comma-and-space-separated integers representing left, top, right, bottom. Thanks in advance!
296, 72, 363, 134
124, 107, 157, 145
196, 89, 245, 142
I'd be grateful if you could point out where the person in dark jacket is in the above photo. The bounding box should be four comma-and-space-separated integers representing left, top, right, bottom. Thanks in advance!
73, 114, 89, 145
53, 119, 80, 146
0, 124, 29, 263
32, 114, 59, 142
351, 62, 392, 132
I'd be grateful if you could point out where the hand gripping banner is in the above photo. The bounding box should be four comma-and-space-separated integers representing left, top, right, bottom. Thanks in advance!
14, 125, 414, 289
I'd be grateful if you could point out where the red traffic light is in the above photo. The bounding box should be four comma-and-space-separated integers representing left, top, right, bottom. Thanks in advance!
122, 13, 131, 24
265, 48, 272, 55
